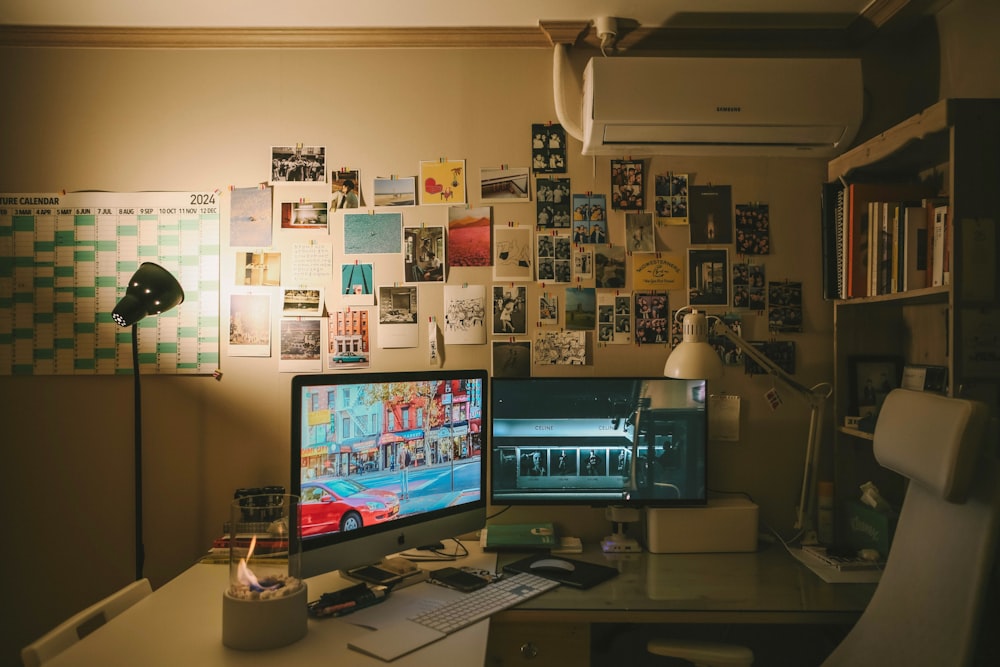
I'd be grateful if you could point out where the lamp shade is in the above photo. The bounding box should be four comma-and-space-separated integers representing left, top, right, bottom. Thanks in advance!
112, 262, 185, 327
663, 310, 724, 379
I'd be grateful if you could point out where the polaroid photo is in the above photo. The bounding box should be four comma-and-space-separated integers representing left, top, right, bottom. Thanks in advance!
373, 176, 415, 207
611, 159, 645, 211
531, 123, 567, 173
327, 309, 371, 368
535, 178, 572, 229
420, 159, 466, 205
688, 248, 729, 306
404, 225, 446, 283
340, 262, 375, 306
229, 292, 271, 357
448, 206, 491, 268
282, 288, 323, 316
654, 172, 689, 225
271, 145, 326, 183
330, 169, 364, 209
230, 185, 273, 248
480, 166, 530, 202
279, 317, 324, 372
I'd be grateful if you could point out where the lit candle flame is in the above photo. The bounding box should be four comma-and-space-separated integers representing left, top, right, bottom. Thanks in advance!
236, 535, 280, 592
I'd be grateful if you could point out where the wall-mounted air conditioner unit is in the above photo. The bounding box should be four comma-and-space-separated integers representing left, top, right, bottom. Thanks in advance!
582, 57, 863, 157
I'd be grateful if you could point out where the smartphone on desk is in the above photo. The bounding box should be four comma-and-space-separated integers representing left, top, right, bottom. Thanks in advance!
429, 567, 490, 592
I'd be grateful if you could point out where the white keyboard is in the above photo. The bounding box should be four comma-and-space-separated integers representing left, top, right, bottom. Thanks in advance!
348, 572, 560, 661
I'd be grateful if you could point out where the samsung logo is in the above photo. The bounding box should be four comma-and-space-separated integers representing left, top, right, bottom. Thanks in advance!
716, 106, 742, 113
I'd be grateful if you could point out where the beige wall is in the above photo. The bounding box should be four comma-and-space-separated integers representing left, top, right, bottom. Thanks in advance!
2, 1, 998, 662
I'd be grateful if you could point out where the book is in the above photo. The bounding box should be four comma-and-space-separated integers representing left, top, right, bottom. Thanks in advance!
820, 181, 844, 300
481, 522, 557, 551
902, 204, 928, 291
931, 204, 949, 286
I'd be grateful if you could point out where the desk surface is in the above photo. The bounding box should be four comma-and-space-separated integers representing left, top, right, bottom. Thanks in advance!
45, 542, 874, 666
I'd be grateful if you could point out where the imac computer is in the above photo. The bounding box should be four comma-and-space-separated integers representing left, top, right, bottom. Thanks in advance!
291, 369, 488, 579
490, 376, 707, 507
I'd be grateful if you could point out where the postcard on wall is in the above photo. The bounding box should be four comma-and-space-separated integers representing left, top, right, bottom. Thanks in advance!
712, 314, 745, 366
271, 145, 326, 183
448, 205, 491, 268
229, 292, 271, 357
597, 291, 631, 345
571, 193, 607, 242
493, 225, 534, 281
492, 340, 532, 377
634, 292, 669, 344
594, 245, 626, 289
531, 123, 567, 173
654, 172, 689, 225
404, 225, 446, 283
290, 242, 332, 285
538, 292, 559, 326
330, 169, 364, 209
536, 232, 572, 284
733, 262, 766, 310
480, 166, 530, 202
282, 288, 324, 316
230, 185, 273, 248
534, 330, 588, 365
688, 248, 729, 306
236, 251, 281, 286
493, 284, 527, 336
535, 178, 572, 229
611, 159, 645, 211
768, 281, 803, 332
373, 176, 415, 207
626, 212, 656, 252
279, 317, 323, 372
419, 159, 466, 205
632, 252, 683, 291
280, 200, 328, 230
689, 184, 733, 244
443, 283, 487, 345
344, 212, 402, 254
340, 262, 375, 306
327, 308, 371, 369
378, 285, 419, 348
573, 245, 594, 281
564, 286, 596, 331
735, 202, 771, 255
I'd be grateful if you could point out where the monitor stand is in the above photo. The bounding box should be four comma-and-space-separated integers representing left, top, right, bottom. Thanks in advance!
601, 506, 642, 553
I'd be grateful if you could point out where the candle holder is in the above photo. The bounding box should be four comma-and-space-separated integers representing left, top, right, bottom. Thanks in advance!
221, 492, 308, 650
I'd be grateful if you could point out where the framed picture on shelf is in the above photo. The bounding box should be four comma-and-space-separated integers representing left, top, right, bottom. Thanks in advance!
847, 355, 904, 425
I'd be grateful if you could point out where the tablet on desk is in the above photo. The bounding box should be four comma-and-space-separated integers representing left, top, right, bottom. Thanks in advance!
502, 554, 618, 589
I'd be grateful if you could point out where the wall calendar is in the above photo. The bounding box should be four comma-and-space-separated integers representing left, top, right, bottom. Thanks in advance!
0, 191, 220, 375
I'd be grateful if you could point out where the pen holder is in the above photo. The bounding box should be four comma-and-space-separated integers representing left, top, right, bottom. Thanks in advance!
221, 493, 308, 650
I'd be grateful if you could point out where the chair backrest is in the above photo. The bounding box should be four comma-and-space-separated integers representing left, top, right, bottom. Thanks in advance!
21, 578, 152, 667
822, 389, 999, 667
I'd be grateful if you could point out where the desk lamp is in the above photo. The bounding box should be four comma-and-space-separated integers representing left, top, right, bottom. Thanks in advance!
112, 262, 185, 579
663, 307, 832, 538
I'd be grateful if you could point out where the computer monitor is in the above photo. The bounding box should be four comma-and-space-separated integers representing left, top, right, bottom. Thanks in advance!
291, 369, 488, 579
490, 376, 707, 506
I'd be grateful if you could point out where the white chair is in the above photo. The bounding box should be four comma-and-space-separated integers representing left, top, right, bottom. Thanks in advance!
648, 388, 999, 667
21, 578, 153, 667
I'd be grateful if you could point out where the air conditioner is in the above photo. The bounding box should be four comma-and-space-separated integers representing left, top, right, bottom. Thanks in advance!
581, 56, 862, 157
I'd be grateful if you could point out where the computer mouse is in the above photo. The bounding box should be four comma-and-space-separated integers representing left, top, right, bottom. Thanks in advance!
530, 558, 576, 572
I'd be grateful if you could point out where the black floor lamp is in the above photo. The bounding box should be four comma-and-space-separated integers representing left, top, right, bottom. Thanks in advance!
112, 262, 185, 580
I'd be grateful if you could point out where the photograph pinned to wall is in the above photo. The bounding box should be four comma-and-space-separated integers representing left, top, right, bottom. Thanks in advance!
531, 123, 567, 174
330, 169, 364, 209
420, 159, 466, 205
594, 245, 626, 289
282, 288, 323, 316
404, 225, 446, 283
280, 200, 328, 230
535, 178, 572, 229
767, 280, 802, 332
632, 252, 683, 291
279, 317, 323, 372
571, 193, 607, 242
492, 340, 532, 378
480, 166, 530, 202
328, 308, 371, 368
344, 212, 402, 254
573, 245, 594, 281
735, 202, 771, 255
230, 185, 273, 248
492, 284, 527, 336
689, 248, 729, 306
378, 285, 419, 348
710, 314, 744, 366
733, 262, 766, 310
536, 232, 572, 283
564, 286, 596, 331
236, 251, 281, 286
340, 262, 375, 306
634, 291, 669, 344
654, 172, 689, 225
611, 159, 645, 211
493, 224, 533, 281
847, 355, 903, 423
597, 292, 631, 344
626, 212, 656, 252
689, 184, 733, 244
534, 330, 589, 365
271, 145, 326, 182
745, 340, 796, 377
448, 205, 491, 268
229, 292, 271, 357
373, 176, 415, 207
669, 308, 684, 347
443, 283, 486, 345
538, 292, 559, 326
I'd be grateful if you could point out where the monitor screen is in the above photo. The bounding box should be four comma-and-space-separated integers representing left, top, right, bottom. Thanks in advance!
490, 377, 707, 506
291, 369, 488, 578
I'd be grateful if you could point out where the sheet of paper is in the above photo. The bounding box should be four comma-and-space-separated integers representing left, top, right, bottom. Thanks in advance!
708, 394, 741, 441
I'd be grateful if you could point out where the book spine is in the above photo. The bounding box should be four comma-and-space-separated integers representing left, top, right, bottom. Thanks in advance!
931, 205, 948, 287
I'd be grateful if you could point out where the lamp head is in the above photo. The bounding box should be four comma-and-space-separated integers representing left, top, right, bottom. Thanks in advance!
663, 310, 724, 380
112, 262, 185, 327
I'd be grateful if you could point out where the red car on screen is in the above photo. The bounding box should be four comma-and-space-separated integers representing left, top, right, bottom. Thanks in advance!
299, 478, 400, 535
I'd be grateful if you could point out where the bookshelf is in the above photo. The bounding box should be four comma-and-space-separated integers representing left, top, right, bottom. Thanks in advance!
826, 99, 1000, 542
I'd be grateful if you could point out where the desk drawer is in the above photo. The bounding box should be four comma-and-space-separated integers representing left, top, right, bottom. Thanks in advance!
486, 621, 589, 666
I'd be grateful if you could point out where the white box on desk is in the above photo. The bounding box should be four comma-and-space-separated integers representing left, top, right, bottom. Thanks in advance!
645, 497, 759, 553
